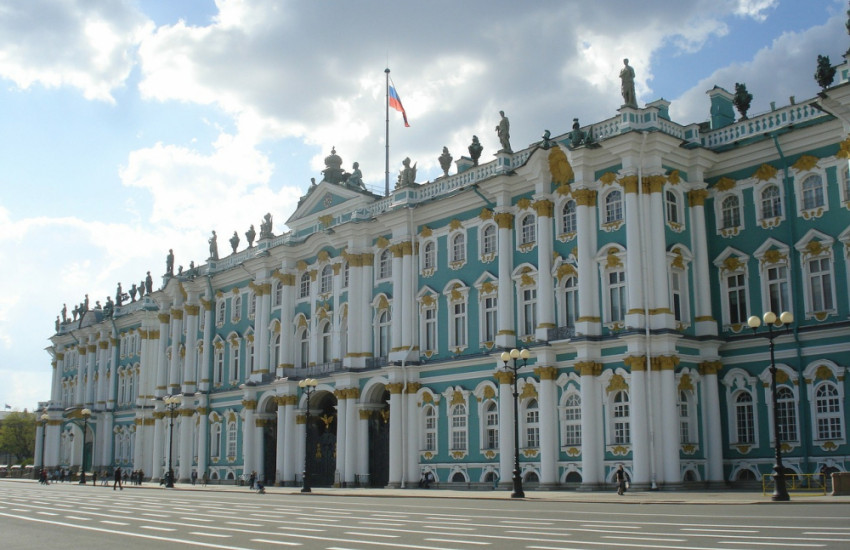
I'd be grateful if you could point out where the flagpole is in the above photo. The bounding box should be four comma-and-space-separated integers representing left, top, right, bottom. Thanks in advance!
385, 67, 390, 197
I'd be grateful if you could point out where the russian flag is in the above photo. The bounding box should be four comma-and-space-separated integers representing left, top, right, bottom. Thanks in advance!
388, 85, 410, 127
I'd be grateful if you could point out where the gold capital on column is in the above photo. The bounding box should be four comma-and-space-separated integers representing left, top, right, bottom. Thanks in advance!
534, 366, 558, 380
688, 189, 709, 206
405, 382, 422, 394
699, 360, 724, 376
386, 383, 404, 394
493, 370, 514, 385
575, 361, 602, 376
623, 355, 646, 371
494, 212, 514, 229
573, 189, 597, 207
532, 199, 554, 218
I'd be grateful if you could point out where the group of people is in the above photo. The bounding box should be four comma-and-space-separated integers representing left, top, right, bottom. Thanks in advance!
247, 471, 265, 493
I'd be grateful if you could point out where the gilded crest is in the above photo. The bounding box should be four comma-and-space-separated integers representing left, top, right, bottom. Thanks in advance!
548, 146, 574, 185
753, 164, 778, 182
791, 154, 818, 172
714, 177, 736, 191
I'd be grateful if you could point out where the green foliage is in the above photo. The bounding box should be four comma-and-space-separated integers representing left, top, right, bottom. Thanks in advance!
0, 412, 37, 462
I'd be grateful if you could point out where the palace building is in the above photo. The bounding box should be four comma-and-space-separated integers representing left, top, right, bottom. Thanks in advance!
38, 57, 850, 490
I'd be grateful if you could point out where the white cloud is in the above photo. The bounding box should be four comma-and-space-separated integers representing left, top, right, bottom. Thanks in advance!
734, 0, 778, 21
0, 0, 152, 102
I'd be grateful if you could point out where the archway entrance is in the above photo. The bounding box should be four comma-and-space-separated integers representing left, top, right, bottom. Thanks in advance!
367, 389, 390, 487
260, 399, 277, 485
306, 390, 337, 487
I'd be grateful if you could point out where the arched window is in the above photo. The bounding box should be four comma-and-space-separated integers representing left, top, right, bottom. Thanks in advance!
734, 391, 755, 444
776, 386, 797, 442
481, 225, 497, 256
605, 190, 623, 224
561, 200, 576, 234
320, 265, 333, 294
722, 195, 741, 229
232, 295, 242, 323
815, 383, 843, 440
423, 241, 436, 270
248, 292, 256, 318
450, 404, 467, 450
216, 301, 226, 325
377, 310, 391, 358
761, 185, 782, 219
484, 401, 498, 450
451, 233, 466, 263
801, 174, 824, 210
562, 393, 581, 446
525, 398, 540, 448
299, 273, 310, 299
272, 333, 281, 370
612, 390, 630, 444
379, 248, 392, 279
520, 214, 536, 246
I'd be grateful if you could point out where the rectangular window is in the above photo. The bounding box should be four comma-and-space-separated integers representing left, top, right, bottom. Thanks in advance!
608, 271, 626, 323
767, 265, 789, 314
424, 307, 436, 352
671, 271, 683, 322
727, 273, 747, 325
522, 288, 537, 336
452, 303, 467, 347
809, 258, 834, 312
483, 296, 497, 342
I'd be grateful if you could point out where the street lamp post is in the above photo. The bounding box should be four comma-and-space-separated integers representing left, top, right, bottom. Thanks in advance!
500, 348, 531, 499
163, 395, 180, 488
299, 378, 318, 493
747, 310, 794, 502
78, 408, 91, 484
36, 412, 48, 480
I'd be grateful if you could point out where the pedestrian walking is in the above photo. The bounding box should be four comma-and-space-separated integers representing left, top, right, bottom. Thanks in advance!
615, 464, 627, 495
113, 466, 123, 490
202, 471, 208, 487
191, 470, 197, 486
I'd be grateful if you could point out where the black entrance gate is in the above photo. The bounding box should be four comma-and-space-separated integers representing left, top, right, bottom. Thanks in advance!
262, 419, 276, 485
368, 405, 390, 487
306, 413, 336, 487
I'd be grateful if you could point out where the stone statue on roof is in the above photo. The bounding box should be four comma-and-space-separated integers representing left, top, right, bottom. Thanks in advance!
321, 147, 345, 184
468, 135, 483, 165
115, 282, 123, 307
439, 147, 453, 176
230, 231, 240, 254
260, 213, 273, 240
620, 59, 637, 108
166, 249, 174, 276
145, 271, 153, 294
61, 303, 67, 323
347, 162, 365, 190
496, 111, 511, 153
129, 283, 137, 302
246, 224, 256, 247
396, 157, 417, 189
209, 230, 219, 260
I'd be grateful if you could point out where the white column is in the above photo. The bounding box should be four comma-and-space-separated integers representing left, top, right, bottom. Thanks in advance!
196, 395, 208, 481
295, 415, 306, 485
275, 398, 285, 484
242, 404, 255, 479
405, 384, 420, 485
345, 392, 358, 485
107, 338, 118, 407
574, 190, 600, 335
335, 390, 348, 485
156, 313, 169, 396
282, 396, 297, 484
85, 341, 96, 406
51, 354, 63, 406
701, 361, 724, 483
199, 299, 213, 390
391, 245, 403, 353
280, 274, 296, 372
183, 304, 199, 393
627, 357, 650, 486
495, 212, 515, 349
496, 371, 514, 488
689, 189, 715, 336
169, 308, 183, 392
579, 361, 603, 487
178, 405, 193, 482
96, 341, 108, 407
535, 366, 558, 486
401, 241, 415, 350
387, 383, 403, 487
534, 201, 555, 340
357, 407, 369, 485
75, 347, 85, 404
255, 418, 265, 482
360, 255, 374, 357
346, 260, 362, 364
151, 411, 164, 480
256, 282, 271, 374
624, 180, 645, 326
648, 182, 670, 326
659, 357, 680, 484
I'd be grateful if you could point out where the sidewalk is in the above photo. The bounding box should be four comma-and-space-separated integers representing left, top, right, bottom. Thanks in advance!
5, 477, 849, 505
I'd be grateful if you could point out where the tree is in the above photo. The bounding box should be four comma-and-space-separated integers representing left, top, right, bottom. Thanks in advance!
0, 411, 36, 464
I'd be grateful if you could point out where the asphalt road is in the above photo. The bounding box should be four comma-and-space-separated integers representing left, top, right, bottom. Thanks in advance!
2, 481, 850, 550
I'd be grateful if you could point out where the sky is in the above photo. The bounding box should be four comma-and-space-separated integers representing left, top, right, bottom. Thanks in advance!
0, 0, 846, 412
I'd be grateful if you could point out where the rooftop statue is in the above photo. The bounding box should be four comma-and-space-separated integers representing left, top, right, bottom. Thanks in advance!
138, 279, 145, 298
84, 294, 89, 311
496, 111, 512, 153
468, 135, 483, 165
620, 59, 637, 108
103, 296, 114, 318
439, 147, 453, 176
230, 231, 240, 254
95, 300, 101, 310
246, 224, 256, 247
129, 283, 137, 302
115, 282, 123, 307
166, 249, 174, 276
61, 303, 67, 323
260, 213, 273, 240
396, 157, 417, 189
321, 147, 345, 184
347, 162, 365, 190
569, 118, 587, 149
209, 230, 219, 260
540, 129, 553, 150
733, 82, 753, 121
145, 271, 153, 294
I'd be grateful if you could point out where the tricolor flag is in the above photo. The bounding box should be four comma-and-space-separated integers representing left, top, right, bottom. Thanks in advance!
3, 404, 10, 409
388, 85, 410, 127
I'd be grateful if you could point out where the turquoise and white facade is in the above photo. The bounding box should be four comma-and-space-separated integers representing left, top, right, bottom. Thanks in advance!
38, 59, 850, 490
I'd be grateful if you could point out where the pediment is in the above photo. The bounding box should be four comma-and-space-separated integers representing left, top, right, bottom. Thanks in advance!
286, 180, 379, 229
